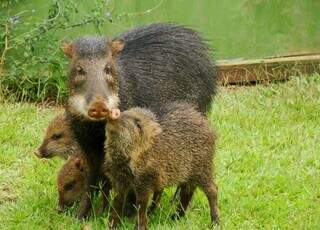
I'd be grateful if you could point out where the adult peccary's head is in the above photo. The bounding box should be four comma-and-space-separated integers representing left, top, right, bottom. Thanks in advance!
36, 113, 77, 159
61, 37, 124, 121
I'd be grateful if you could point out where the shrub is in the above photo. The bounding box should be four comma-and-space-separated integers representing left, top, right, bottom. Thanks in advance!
0, 0, 112, 103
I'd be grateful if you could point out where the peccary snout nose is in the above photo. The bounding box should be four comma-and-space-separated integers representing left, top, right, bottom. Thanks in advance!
34, 150, 42, 158
88, 101, 109, 119
57, 204, 66, 213
35, 148, 46, 158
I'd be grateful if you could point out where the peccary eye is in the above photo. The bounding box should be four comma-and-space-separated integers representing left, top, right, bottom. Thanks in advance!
134, 119, 142, 131
76, 66, 85, 75
73, 75, 86, 86
64, 181, 75, 191
104, 65, 111, 74
52, 133, 63, 140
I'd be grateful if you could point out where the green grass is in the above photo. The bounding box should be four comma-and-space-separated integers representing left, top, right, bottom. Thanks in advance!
1, 75, 320, 229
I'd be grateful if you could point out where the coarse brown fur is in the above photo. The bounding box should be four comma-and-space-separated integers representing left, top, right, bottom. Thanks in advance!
38, 113, 111, 216
57, 155, 89, 211
57, 154, 112, 215
36, 112, 78, 159
104, 103, 219, 229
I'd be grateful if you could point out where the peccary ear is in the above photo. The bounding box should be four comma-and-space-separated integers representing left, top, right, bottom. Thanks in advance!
111, 38, 125, 55
74, 158, 84, 172
60, 40, 74, 58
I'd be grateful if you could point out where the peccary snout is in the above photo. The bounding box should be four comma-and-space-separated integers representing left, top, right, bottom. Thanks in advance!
88, 101, 109, 119
88, 101, 121, 120
36, 143, 48, 158
57, 201, 66, 213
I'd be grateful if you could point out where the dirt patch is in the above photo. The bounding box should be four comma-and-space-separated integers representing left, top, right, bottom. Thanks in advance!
0, 183, 18, 205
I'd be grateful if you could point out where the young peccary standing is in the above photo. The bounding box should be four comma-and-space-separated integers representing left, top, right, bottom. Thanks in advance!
36, 112, 77, 159
104, 103, 219, 229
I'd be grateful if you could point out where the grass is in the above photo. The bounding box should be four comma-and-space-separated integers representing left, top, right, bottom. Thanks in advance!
0, 75, 319, 229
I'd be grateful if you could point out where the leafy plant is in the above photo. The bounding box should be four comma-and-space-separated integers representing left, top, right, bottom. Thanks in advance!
0, 0, 114, 103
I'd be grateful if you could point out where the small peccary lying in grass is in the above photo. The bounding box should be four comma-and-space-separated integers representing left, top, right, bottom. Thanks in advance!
57, 154, 112, 215
104, 103, 219, 230
57, 154, 163, 217
36, 112, 78, 160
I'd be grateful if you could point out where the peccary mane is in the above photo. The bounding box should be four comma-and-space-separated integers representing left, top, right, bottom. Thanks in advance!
116, 23, 218, 113
117, 23, 217, 80
74, 37, 108, 59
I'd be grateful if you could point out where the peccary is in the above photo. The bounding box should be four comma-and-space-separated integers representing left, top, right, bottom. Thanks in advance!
57, 155, 90, 211
57, 154, 112, 214
61, 23, 218, 218
35, 113, 111, 215
104, 103, 219, 229
57, 153, 163, 217
36, 112, 77, 159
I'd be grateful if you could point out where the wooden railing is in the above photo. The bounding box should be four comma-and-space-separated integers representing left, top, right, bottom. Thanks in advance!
217, 53, 320, 84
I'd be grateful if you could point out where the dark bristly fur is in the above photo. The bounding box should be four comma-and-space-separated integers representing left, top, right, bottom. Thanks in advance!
63, 23, 218, 219
104, 103, 219, 230
116, 23, 218, 114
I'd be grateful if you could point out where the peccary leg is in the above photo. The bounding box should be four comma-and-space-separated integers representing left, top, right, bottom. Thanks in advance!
148, 189, 163, 213
76, 192, 92, 220
172, 183, 196, 220
170, 186, 181, 204
75, 161, 98, 219
123, 189, 137, 217
135, 189, 151, 230
199, 179, 219, 225
98, 177, 112, 214
109, 188, 127, 229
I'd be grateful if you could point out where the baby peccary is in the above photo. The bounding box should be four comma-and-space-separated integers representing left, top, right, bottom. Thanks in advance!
57, 155, 89, 211
57, 154, 111, 216
104, 103, 219, 229
37, 112, 113, 218
36, 112, 77, 159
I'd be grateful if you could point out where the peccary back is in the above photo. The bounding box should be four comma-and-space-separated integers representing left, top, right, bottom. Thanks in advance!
117, 23, 217, 114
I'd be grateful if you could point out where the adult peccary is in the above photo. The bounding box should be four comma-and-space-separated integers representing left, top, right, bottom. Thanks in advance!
104, 103, 219, 230
60, 23, 218, 219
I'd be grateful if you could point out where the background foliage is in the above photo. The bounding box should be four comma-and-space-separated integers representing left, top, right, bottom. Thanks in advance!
1, 0, 320, 102
1, 75, 319, 229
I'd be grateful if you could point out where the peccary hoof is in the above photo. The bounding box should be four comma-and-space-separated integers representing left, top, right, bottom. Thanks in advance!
123, 206, 136, 218
170, 213, 181, 221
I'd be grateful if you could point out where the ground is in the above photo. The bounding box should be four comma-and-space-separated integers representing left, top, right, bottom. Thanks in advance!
0, 75, 319, 229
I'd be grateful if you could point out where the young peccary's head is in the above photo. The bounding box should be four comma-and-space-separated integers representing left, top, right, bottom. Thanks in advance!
106, 108, 162, 155
61, 37, 125, 121
36, 113, 77, 159
57, 156, 88, 212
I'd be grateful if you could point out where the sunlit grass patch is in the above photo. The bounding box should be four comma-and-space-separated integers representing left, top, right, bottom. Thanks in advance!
1, 75, 319, 229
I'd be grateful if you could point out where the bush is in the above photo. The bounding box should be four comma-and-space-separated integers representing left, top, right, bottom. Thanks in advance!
0, 0, 114, 103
